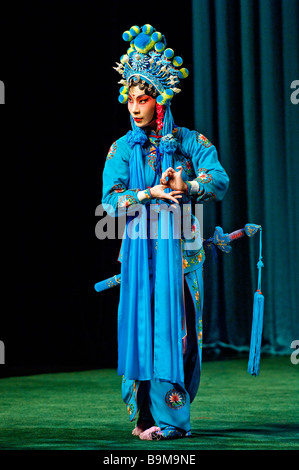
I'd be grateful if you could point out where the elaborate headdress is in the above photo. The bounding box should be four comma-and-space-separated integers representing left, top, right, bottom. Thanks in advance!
114, 24, 189, 106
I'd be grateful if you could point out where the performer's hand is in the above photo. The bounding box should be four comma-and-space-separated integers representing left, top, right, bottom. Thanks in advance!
150, 184, 184, 204
160, 166, 187, 193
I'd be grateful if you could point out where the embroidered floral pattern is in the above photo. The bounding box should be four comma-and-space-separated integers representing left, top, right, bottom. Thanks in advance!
191, 277, 198, 291
196, 168, 213, 184
117, 194, 139, 208
196, 133, 212, 148
147, 149, 157, 172
125, 380, 140, 421
128, 188, 140, 193
197, 319, 203, 348
201, 192, 216, 201
110, 183, 126, 194
191, 276, 201, 310
106, 142, 117, 160
182, 247, 205, 272
194, 291, 201, 310
180, 156, 195, 177
165, 388, 187, 409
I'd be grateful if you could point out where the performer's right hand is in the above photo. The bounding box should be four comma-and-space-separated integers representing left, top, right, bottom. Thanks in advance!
150, 184, 184, 204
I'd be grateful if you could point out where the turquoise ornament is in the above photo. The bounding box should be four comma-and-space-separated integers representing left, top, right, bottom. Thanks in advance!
134, 32, 155, 54
118, 94, 128, 104
165, 88, 174, 99
156, 95, 166, 105
152, 31, 162, 42
173, 56, 183, 67
142, 24, 154, 35
155, 42, 165, 52
178, 67, 189, 79
129, 25, 140, 37
122, 30, 133, 42
164, 48, 174, 59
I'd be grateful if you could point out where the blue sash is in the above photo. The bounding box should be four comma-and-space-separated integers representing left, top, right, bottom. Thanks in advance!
117, 115, 185, 384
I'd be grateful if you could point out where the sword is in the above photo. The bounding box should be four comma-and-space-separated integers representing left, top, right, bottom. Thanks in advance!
203, 223, 261, 253
94, 223, 261, 292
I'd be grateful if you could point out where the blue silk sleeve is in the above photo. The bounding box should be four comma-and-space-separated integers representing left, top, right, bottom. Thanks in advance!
102, 137, 142, 216
179, 127, 229, 202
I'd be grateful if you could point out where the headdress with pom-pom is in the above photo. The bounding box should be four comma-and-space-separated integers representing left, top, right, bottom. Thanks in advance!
114, 24, 189, 106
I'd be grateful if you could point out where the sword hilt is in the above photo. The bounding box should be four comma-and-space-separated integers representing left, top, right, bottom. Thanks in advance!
229, 228, 245, 240
204, 224, 261, 254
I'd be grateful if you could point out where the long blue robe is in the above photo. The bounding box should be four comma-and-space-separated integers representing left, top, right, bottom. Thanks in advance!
102, 126, 229, 432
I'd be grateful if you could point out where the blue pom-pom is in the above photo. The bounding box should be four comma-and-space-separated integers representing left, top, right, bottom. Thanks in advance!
119, 86, 128, 95
155, 42, 165, 52
178, 68, 189, 79
173, 56, 183, 67
164, 89, 174, 99
142, 24, 154, 35
122, 30, 133, 41
152, 31, 162, 42
156, 94, 166, 105
134, 32, 155, 53
118, 94, 128, 104
164, 48, 174, 59
129, 26, 140, 37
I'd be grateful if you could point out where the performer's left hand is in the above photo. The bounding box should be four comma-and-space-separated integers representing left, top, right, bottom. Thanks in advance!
160, 166, 187, 193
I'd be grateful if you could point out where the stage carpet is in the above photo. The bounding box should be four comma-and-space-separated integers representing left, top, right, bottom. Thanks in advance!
0, 356, 298, 451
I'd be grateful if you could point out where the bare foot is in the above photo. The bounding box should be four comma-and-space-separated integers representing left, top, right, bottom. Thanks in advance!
139, 426, 161, 440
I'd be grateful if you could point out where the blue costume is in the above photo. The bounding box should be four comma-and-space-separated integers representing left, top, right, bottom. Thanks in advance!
101, 24, 229, 440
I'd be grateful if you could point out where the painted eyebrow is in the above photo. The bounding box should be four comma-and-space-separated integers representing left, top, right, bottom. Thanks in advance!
128, 94, 149, 100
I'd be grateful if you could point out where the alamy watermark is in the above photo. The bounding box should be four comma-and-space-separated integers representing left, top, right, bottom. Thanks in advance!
0, 81, 4, 104
95, 203, 203, 251
290, 340, 299, 365
290, 80, 299, 105
0, 340, 4, 364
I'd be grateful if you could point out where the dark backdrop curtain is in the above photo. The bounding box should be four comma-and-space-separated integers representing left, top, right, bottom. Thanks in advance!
192, 0, 299, 355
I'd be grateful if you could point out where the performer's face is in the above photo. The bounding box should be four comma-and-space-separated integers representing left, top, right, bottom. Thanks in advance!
128, 86, 157, 129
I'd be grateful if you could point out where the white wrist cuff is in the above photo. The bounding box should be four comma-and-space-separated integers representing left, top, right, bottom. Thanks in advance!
189, 180, 200, 194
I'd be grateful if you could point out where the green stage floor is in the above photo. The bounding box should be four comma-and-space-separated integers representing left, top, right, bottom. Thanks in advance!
0, 356, 298, 451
